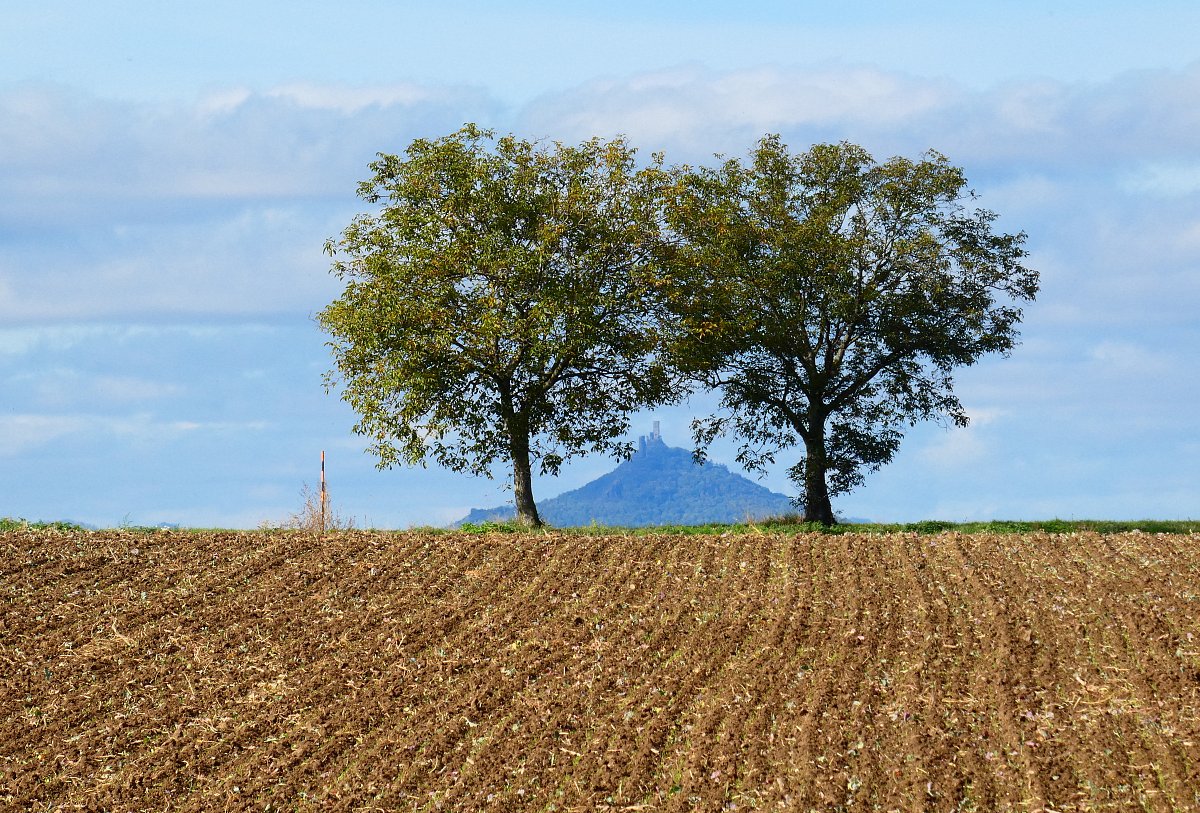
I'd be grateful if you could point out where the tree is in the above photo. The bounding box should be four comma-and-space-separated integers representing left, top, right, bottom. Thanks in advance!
663, 136, 1038, 525
318, 125, 682, 527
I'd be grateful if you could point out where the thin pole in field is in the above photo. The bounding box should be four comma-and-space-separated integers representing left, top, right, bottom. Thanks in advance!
320, 450, 327, 533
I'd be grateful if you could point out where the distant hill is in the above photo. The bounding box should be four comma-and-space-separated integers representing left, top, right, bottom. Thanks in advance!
455, 427, 800, 528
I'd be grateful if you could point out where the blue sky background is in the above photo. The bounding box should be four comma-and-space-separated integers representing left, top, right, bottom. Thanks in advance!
2, 1, 1197, 527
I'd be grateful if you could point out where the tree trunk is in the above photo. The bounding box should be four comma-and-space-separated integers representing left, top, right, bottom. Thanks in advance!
509, 428, 543, 528
802, 425, 836, 526
499, 385, 543, 528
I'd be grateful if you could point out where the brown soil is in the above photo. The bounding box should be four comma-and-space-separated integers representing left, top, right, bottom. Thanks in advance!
3, 529, 1198, 811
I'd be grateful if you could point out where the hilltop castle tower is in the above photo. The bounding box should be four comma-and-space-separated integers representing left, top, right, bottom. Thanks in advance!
637, 421, 662, 453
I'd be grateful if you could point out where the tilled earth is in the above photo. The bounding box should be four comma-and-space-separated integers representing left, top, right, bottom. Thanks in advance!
3, 528, 1199, 811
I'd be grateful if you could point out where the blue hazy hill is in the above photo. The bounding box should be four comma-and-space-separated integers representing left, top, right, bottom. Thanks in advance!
455, 428, 799, 528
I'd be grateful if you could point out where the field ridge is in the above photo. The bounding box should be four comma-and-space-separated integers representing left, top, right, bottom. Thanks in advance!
3, 529, 1199, 811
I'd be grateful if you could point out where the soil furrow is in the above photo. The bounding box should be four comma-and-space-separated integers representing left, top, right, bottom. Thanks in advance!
4, 529, 1199, 812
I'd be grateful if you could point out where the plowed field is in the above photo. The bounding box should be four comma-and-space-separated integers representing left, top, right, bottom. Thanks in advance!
3, 529, 1199, 811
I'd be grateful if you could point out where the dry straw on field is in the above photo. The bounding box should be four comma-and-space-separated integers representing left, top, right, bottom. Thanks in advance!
3, 528, 1198, 811
266, 482, 356, 533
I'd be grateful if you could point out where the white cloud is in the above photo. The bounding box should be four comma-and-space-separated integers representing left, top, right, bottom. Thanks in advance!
706, 66, 952, 126
0, 412, 270, 457
913, 406, 1006, 471
0, 80, 503, 322
521, 65, 960, 157
196, 87, 254, 116
1179, 220, 1200, 252
965, 407, 1007, 427
991, 80, 1068, 136
1088, 341, 1172, 376
0, 414, 90, 456
0, 323, 281, 356
5, 64, 1200, 324
1120, 162, 1200, 197
7, 368, 184, 408
972, 173, 1070, 214
0, 81, 495, 210
519, 60, 1200, 176
0, 204, 344, 322
0, 326, 61, 356
159, 419, 269, 433
917, 427, 989, 470
265, 82, 440, 114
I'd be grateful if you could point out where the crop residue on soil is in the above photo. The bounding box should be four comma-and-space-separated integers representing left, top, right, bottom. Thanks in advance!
3, 529, 1199, 811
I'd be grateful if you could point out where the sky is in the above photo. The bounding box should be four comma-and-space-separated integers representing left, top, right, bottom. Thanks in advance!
2, 1, 1198, 528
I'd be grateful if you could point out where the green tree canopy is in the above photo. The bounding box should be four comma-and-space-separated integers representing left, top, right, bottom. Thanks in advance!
663, 136, 1038, 525
319, 125, 683, 526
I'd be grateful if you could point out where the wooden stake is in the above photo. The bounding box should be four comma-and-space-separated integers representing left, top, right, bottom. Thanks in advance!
320, 450, 327, 533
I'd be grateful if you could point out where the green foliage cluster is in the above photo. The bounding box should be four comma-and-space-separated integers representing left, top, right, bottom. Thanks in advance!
320, 125, 683, 528
451, 518, 1199, 536
664, 138, 1036, 524
321, 126, 1037, 528
766, 518, 1200, 535
0, 517, 89, 532
457, 520, 528, 534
